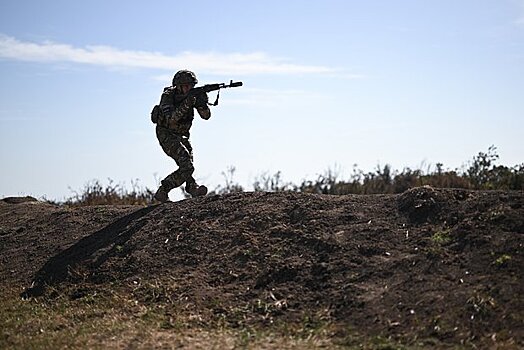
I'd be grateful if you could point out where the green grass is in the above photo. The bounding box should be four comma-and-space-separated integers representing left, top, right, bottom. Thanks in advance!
431, 229, 452, 245
492, 254, 512, 267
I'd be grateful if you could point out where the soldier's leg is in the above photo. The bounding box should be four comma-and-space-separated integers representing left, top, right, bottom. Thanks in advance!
180, 137, 207, 197
161, 139, 195, 190
155, 128, 195, 201
180, 137, 196, 188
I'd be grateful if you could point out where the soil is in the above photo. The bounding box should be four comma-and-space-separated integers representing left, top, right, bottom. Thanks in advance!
1, 187, 523, 347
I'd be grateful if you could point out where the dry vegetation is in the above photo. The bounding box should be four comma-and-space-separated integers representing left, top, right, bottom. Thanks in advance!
62, 146, 523, 206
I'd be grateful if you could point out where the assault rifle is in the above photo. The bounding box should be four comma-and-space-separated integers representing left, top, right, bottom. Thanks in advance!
190, 80, 243, 106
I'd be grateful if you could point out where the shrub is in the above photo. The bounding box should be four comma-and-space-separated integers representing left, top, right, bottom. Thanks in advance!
61, 146, 522, 206
64, 179, 155, 206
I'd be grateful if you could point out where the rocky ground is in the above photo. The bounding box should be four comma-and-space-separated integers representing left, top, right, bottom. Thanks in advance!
1, 187, 522, 348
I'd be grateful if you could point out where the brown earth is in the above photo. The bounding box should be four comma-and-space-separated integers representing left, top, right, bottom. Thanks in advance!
1, 187, 523, 348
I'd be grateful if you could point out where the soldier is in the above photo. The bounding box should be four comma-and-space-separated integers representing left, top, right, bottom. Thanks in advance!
151, 70, 210, 202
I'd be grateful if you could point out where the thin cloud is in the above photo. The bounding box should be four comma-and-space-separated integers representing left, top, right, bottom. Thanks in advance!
0, 34, 336, 75
513, 0, 524, 26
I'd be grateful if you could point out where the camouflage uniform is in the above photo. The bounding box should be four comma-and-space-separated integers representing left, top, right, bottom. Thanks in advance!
153, 75, 211, 200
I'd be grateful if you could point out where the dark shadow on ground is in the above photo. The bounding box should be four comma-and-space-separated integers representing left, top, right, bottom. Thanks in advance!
22, 205, 159, 298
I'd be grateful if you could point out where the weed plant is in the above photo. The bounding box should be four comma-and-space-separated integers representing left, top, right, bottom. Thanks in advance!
63, 146, 523, 206
64, 179, 155, 206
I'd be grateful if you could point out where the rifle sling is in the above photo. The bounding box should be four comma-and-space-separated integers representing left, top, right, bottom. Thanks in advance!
209, 89, 220, 106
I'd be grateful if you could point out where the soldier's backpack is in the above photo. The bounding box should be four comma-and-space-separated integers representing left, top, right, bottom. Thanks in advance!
150, 86, 176, 124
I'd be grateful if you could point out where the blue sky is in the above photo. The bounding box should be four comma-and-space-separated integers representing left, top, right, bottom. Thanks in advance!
1, 0, 523, 201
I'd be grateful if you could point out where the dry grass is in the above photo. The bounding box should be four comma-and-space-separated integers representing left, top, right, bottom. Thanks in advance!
63, 179, 156, 207
59, 146, 523, 206
0, 286, 359, 349
8, 280, 512, 349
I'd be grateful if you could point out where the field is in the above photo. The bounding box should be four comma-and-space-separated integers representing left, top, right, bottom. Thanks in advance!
1, 187, 523, 349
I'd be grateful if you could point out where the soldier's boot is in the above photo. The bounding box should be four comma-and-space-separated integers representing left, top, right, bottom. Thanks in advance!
185, 182, 208, 197
154, 185, 170, 203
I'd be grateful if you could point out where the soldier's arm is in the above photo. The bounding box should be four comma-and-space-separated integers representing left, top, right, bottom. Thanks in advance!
171, 96, 196, 122
158, 87, 195, 123
194, 92, 211, 120
196, 106, 211, 120
159, 89, 175, 123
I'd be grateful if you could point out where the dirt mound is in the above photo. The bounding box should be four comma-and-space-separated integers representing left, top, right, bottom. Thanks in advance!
1, 188, 523, 347
1, 196, 39, 204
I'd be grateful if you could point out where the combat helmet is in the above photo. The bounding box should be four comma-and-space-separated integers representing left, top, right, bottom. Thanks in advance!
172, 70, 198, 86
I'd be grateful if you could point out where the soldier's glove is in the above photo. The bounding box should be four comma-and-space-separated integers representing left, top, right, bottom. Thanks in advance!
194, 91, 209, 108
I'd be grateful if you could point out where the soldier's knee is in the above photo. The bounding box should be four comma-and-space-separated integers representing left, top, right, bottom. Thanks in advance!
180, 162, 194, 176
